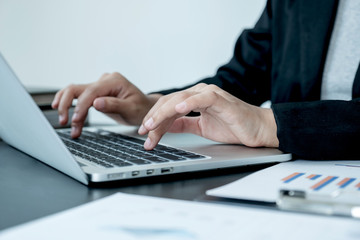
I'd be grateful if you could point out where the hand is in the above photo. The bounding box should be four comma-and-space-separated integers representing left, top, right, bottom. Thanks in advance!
138, 83, 279, 150
51, 72, 162, 138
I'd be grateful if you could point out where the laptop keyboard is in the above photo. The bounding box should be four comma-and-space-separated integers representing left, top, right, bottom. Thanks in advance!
57, 130, 207, 168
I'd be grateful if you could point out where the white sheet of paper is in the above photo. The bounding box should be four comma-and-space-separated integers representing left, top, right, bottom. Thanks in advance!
1, 192, 359, 240
206, 160, 360, 202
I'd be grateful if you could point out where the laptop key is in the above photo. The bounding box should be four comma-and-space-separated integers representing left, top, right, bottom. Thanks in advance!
143, 156, 168, 163
127, 159, 151, 165
112, 161, 132, 167
181, 154, 206, 159
158, 153, 186, 161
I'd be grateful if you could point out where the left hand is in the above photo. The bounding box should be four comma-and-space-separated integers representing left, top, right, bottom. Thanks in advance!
138, 83, 279, 150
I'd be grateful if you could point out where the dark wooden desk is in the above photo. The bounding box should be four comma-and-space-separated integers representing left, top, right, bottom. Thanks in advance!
0, 140, 269, 231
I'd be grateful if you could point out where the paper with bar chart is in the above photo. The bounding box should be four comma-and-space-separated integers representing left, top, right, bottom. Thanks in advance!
207, 160, 360, 202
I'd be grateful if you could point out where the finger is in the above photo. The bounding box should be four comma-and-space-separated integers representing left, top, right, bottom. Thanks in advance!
143, 118, 176, 150
141, 92, 177, 123
71, 81, 126, 136
138, 95, 175, 135
167, 117, 202, 135
57, 84, 87, 126
71, 119, 85, 139
93, 97, 134, 124
51, 89, 64, 109
70, 87, 99, 127
146, 84, 221, 118
71, 78, 123, 122
139, 83, 215, 135
93, 96, 130, 114
140, 84, 229, 136
139, 89, 197, 134
140, 84, 221, 148
175, 89, 224, 114
139, 103, 184, 136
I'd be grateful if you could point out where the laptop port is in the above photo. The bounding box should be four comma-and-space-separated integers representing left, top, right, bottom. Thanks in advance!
146, 169, 154, 175
131, 171, 140, 176
161, 167, 173, 174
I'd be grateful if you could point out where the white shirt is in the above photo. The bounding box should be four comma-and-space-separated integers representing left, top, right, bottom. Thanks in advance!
321, 0, 360, 100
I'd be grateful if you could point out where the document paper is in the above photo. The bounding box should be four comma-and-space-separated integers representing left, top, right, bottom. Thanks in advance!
1, 192, 359, 240
207, 160, 360, 202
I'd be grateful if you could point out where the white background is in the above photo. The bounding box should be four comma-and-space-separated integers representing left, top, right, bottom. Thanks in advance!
0, 0, 265, 121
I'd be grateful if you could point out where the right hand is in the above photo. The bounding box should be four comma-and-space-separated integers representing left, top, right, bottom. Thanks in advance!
51, 72, 162, 138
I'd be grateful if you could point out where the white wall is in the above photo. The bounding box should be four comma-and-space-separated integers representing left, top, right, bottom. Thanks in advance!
0, 0, 266, 122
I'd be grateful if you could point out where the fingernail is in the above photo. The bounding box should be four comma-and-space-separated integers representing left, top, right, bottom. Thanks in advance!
51, 100, 57, 108
59, 115, 64, 124
95, 98, 105, 110
71, 126, 78, 137
144, 117, 154, 129
138, 125, 146, 135
144, 137, 152, 149
176, 102, 187, 112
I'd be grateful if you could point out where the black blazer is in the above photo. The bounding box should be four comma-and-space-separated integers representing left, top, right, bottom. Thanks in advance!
157, 0, 360, 160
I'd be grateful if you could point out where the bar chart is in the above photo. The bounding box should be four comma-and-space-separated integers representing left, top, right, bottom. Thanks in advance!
281, 172, 360, 192
207, 160, 360, 203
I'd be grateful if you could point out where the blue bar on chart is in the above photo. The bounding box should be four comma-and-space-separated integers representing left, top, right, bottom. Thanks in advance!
311, 176, 338, 191
281, 172, 305, 183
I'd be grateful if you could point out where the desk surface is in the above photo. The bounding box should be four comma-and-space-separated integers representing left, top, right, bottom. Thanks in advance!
0, 139, 270, 231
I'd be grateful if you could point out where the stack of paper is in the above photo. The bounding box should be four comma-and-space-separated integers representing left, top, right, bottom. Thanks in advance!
1, 192, 359, 239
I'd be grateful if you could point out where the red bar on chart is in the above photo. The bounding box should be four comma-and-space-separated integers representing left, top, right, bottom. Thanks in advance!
307, 174, 321, 180
281, 172, 305, 183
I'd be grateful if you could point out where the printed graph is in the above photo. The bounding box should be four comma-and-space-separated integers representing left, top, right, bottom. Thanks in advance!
281, 172, 360, 191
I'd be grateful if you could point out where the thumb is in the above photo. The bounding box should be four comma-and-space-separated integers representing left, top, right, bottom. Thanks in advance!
93, 97, 128, 114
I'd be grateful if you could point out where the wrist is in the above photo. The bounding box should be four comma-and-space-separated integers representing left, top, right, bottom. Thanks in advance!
259, 108, 279, 148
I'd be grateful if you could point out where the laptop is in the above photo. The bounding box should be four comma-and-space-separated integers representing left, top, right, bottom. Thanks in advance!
0, 53, 292, 185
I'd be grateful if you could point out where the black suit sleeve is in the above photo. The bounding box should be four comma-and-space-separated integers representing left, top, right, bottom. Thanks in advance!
272, 98, 360, 160
155, 1, 273, 107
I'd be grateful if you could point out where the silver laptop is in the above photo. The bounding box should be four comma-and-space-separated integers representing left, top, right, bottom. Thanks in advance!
0, 53, 291, 185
